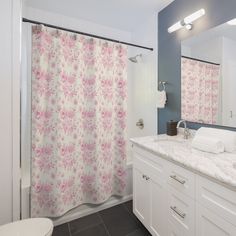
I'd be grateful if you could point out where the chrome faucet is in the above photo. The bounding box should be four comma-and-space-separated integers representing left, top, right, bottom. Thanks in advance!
176, 120, 190, 139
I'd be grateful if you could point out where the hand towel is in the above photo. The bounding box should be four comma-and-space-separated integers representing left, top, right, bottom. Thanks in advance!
157, 90, 167, 108
195, 127, 236, 153
191, 135, 224, 154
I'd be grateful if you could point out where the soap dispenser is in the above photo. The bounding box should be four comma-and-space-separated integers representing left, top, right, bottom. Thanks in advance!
166, 120, 178, 136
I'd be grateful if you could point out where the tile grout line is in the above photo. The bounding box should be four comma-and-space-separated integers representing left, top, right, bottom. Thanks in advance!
122, 202, 131, 213
122, 202, 137, 221
67, 223, 72, 236
67, 213, 102, 235
122, 202, 149, 234
97, 212, 112, 236
125, 228, 141, 236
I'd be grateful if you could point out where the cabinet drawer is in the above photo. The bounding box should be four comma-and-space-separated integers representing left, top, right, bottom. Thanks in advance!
196, 175, 236, 227
167, 162, 195, 199
196, 203, 236, 236
167, 186, 195, 236
167, 219, 195, 236
133, 152, 166, 182
167, 220, 182, 236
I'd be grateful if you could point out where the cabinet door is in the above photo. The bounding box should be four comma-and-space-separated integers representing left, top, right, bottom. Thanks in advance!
196, 204, 236, 236
133, 168, 150, 225
149, 177, 166, 236
167, 220, 184, 236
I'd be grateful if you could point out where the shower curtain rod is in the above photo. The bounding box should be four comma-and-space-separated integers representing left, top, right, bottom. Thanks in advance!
22, 18, 154, 51
181, 56, 220, 66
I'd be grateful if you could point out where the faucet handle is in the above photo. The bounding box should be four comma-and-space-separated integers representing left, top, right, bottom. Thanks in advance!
136, 119, 144, 129
184, 128, 191, 139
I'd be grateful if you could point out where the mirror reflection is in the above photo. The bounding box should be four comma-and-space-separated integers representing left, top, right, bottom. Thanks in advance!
181, 19, 236, 127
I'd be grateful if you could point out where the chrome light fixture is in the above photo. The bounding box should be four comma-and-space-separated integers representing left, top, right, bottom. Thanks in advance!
168, 9, 205, 33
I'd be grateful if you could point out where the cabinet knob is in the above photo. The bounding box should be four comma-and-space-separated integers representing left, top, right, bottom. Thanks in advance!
142, 174, 150, 181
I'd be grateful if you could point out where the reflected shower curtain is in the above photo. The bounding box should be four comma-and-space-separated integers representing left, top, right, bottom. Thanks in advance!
31, 26, 128, 217
181, 57, 220, 124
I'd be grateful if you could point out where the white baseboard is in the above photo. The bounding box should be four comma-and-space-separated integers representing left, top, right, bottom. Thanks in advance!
53, 194, 133, 226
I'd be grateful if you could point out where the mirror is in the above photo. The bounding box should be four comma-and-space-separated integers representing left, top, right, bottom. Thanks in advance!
181, 19, 236, 128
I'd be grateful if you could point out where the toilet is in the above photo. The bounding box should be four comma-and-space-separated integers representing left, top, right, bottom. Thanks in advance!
0, 218, 53, 236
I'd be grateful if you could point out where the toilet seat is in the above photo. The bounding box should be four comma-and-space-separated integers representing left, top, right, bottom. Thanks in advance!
0, 218, 53, 236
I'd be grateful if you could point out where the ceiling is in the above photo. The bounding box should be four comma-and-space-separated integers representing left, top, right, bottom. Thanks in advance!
24, 0, 174, 31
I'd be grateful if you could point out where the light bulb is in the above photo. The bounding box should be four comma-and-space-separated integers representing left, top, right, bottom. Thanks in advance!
227, 18, 236, 25
168, 21, 183, 33
184, 9, 205, 25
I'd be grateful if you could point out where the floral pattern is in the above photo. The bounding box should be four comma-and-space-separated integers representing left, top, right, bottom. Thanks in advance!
181, 57, 220, 124
31, 26, 128, 217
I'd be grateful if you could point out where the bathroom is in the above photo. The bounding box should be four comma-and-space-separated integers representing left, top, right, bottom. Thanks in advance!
0, 0, 236, 235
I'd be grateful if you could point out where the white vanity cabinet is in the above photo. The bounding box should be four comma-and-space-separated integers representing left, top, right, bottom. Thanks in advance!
196, 176, 236, 236
133, 148, 168, 236
196, 204, 236, 236
132, 145, 236, 236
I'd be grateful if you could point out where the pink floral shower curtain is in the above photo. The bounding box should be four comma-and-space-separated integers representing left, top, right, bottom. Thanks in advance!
181, 57, 220, 124
31, 25, 128, 217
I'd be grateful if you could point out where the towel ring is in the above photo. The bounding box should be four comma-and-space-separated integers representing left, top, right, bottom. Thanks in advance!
159, 81, 167, 91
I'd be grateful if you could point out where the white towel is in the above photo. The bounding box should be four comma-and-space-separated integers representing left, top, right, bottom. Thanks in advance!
191, 135, 224, 154
195, 127, 236, 153
157, 90, 167, 108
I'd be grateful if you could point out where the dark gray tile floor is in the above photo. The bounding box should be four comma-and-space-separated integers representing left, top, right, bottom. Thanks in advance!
52, 201, 151, 236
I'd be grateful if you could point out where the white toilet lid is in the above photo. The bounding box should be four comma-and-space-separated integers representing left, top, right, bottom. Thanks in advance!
0, 218, 53, 236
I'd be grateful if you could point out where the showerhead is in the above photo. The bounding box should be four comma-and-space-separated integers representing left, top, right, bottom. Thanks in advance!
129, 54, 142, 63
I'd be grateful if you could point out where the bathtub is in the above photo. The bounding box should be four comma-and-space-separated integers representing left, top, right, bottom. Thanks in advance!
21, 162, 133, 225
21, 171, 31, 219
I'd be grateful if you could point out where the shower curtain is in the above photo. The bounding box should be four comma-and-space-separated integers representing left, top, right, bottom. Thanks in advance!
181, 57, 220, 124
31, 25, 128, 217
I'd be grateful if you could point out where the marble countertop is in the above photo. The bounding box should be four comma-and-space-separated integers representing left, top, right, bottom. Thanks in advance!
130, 134, 236, 190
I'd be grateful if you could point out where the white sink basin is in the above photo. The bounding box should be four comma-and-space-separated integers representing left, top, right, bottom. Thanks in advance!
152, 138, 190, 153
153, 138, 184, 145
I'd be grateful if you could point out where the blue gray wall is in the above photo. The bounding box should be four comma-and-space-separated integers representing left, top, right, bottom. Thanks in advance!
158, 0, 236, 133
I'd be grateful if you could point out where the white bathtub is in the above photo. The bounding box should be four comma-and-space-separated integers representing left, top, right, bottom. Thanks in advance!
21, 162, 133, 225
21, 171, 31, 219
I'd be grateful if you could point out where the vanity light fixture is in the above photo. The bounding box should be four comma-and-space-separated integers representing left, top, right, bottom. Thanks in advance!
227, 18, 236, 25
168, 21, 183, 34
168, 9, 205, 33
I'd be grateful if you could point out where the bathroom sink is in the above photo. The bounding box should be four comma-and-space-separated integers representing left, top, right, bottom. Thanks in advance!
153, 138, 185, 145
151, 138, 190, 152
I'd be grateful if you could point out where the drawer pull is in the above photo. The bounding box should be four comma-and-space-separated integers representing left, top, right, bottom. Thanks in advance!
170, 206, 186, 219
170, 175, 186, 185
